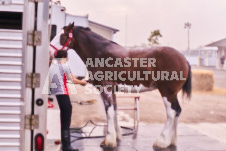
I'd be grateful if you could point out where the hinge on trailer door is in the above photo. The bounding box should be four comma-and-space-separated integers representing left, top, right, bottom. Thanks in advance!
25, 115, 39, 130
26, 73, 40, 88
27, 30, 42, 46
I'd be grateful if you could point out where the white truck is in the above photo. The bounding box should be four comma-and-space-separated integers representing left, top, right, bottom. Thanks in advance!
0, 0, 51, 150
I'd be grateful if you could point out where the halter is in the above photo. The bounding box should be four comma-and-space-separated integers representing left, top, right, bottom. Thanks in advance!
51, 29, 73, 56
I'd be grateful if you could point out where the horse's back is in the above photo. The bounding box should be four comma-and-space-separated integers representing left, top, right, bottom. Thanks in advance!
129, 46, 188, 70
150, 47, 189, 96
128, 46, 189, 96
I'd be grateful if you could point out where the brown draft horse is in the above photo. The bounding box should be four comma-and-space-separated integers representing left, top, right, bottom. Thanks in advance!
59, 23, 192, 149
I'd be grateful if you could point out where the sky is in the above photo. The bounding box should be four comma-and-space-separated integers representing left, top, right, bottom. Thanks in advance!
60, 0, 226, 51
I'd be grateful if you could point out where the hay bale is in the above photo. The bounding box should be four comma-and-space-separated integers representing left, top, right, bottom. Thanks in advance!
192, 69, 214, 91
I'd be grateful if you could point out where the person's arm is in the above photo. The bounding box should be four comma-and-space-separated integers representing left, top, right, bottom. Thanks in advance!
69, 73, 87, 85
63, 63, 87, 85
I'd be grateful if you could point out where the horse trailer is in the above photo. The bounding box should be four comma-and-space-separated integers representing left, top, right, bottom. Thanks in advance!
0, 0, 52, 150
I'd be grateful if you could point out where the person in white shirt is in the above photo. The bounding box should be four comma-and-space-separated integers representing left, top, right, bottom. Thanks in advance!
49, 50, 87, 151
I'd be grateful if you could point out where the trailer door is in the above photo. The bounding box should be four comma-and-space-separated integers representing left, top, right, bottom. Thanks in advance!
23, 0, 50, 151
0, 1, 26, 151
0, 0, 50, 151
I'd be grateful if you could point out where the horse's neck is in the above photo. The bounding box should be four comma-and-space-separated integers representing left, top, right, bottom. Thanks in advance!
91, 36, 128, 58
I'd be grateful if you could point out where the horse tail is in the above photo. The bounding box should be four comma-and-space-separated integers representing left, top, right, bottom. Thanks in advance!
182, 61, 192, 99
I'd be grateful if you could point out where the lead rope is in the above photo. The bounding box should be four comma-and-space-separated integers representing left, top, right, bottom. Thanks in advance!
53, 29, 73, 56
70, 120, 136, 143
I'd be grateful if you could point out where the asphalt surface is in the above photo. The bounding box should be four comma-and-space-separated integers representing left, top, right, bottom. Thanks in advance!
70, 123, 226, 151
69, 66, 226, 151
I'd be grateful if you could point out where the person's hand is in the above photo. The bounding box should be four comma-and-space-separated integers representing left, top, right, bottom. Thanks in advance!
80, 79, 88, 86
86, 79, 92, 84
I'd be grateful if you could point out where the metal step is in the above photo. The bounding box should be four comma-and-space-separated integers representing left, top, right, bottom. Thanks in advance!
0, 61, 22, 66
0, 95, 21, 99
0, 70, 22, 74
0, 142, 20, 147
0, 118, 20, 123
0, 134, 20, 139
0, 110, 21, 115
0, 45, 22, 49
0, 29, 22, 33
0, 86, 21, 90
0, 53, 22, 58
0, 102, 22, 107
0, 127, 20, 131
0, 78, 21, 82
0, 37, 22, 41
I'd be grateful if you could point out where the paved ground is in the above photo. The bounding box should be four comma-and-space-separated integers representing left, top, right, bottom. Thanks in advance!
68, 66, 226, 151
69, 85, 226, 151
70, 123, 226, 151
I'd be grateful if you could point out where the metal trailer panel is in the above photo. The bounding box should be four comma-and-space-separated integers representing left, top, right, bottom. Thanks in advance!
0, 0, 24, 12
0, 0, 49, 150
0, 0, 25, 150
0, 29, 23, 151
51, 4, 66, 34
33, 0, 49, 150
0, 0, 24, 145
21, 1, 35, 150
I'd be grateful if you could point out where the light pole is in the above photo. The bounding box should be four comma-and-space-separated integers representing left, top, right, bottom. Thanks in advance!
125, 12, 128, 47
184, 22, 191, 55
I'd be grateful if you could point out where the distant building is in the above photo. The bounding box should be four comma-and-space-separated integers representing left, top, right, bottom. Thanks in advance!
50, 2, 118, 41
89, 21, 119, 41
205, 38, 226, 70
182, 48, 217, 67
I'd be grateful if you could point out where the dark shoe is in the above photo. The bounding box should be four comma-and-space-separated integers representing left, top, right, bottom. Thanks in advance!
61, 129, 79, 151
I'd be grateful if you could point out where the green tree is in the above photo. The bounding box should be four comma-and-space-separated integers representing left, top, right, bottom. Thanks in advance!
148, 30, 162, 46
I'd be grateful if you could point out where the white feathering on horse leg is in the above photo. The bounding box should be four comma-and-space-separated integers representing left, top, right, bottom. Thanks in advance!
114, 112, 122, 140
172, 116, 179, 145
104, 105, 117, 147
153, 97, 177, 148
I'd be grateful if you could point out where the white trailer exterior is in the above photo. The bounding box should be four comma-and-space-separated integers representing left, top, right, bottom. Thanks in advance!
49, 3, 89, 77
0, 0, 50, 150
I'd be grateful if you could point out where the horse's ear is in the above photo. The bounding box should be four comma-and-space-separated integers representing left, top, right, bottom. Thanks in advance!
85, 27, 91, 31
71, 22, 74, 28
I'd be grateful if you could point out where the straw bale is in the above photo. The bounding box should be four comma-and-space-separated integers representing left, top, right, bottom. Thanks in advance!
192, 70, 214, 91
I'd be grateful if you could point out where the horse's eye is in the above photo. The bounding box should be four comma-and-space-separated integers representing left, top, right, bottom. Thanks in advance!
60, 34, 65, 39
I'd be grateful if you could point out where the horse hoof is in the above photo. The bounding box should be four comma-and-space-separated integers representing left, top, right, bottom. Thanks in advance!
153, 137, 170, 149
116, 134, 122, 141
100, 139, 117, 149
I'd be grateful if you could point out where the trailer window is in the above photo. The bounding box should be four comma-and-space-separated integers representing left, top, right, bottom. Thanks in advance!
50, 25, 57, 41
0, 11, 22, 30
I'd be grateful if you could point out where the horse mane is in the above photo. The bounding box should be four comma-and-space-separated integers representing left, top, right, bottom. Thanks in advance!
74, 26, 128, 59
77, 26, 119, 46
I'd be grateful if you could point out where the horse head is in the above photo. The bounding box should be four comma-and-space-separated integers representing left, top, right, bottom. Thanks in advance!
60, 22, 75, 49
60, 23, 95, 61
